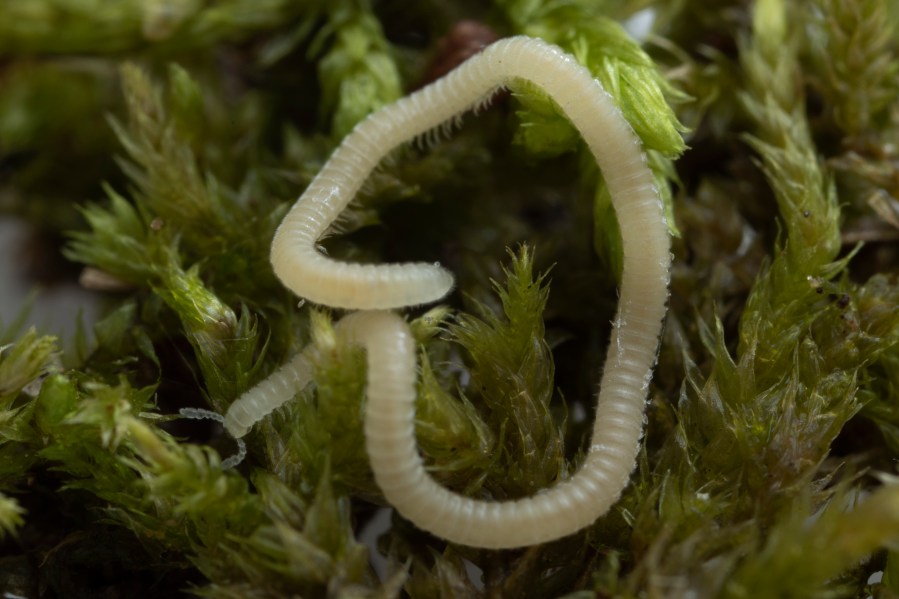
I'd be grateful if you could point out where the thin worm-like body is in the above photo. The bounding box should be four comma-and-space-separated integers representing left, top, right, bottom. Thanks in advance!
223, 350, 314, 438
345, 304, 658, 548
271, 36, 668, 311
237, 36, 670, 548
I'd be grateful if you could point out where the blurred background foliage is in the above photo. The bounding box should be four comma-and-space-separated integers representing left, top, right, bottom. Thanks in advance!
2, 0, 899, 596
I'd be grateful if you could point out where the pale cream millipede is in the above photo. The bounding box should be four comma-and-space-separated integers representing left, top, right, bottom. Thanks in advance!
223, 35, 671, 549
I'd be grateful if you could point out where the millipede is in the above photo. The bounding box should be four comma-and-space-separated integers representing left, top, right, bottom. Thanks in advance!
223, 35, 671, 549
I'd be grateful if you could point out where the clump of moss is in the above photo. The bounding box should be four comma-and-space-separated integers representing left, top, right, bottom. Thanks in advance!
2, 0, 899, 596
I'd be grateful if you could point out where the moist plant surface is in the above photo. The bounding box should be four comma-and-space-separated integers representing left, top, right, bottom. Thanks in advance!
2, 0, 899, 597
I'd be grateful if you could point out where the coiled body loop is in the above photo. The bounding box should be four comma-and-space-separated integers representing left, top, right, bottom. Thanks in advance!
227, 35, 671, 549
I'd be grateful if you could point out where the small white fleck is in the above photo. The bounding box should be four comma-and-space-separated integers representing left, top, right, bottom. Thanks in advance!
623, 8, 656, 42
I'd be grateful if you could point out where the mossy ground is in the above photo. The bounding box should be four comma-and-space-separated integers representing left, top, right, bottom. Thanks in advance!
2, 0, 899, 597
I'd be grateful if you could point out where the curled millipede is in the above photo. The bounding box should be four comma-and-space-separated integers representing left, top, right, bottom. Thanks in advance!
226, 35, 671, 549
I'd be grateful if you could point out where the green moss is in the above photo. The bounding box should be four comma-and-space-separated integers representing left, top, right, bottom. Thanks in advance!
2, 0, 899, 595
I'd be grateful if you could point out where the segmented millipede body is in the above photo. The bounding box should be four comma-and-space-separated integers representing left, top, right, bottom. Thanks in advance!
226, 35, 672, 549
223, 351, 314, 438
